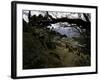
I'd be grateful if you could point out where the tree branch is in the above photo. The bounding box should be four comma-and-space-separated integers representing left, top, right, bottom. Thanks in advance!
39, 17, 90, 29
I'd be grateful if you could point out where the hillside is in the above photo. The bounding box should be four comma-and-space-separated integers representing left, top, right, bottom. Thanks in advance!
23, 19, 90, 69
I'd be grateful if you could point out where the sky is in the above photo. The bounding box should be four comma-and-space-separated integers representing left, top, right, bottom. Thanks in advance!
23, 10, 87, 23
